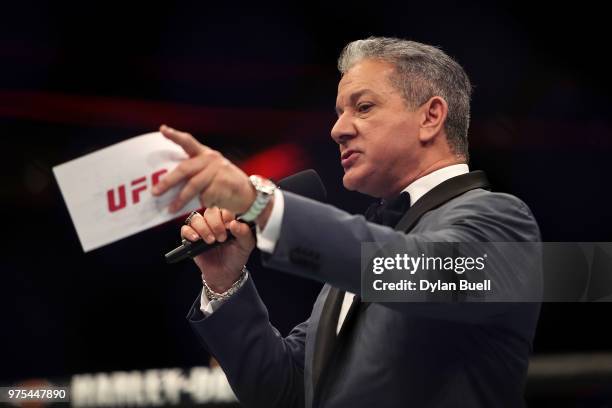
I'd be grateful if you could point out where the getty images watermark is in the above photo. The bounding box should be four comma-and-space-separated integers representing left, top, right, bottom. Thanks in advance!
371, 252, 490, 293
361, 242, 612, 302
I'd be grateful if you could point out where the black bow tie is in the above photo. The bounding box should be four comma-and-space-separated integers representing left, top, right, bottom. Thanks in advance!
365, 191, 411, 227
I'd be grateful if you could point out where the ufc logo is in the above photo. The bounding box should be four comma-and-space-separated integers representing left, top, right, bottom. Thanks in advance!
107, 169, 168, 213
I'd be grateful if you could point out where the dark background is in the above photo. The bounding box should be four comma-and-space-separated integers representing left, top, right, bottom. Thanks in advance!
1, 0, 610, 402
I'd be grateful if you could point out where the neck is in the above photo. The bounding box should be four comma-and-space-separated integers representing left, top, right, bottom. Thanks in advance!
382, 157, 465, 199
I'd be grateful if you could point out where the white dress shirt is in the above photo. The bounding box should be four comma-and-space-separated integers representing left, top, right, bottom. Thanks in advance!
201, 164, 470, 334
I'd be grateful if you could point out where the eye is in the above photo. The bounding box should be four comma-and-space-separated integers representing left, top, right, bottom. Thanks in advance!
357, 103, 373, 113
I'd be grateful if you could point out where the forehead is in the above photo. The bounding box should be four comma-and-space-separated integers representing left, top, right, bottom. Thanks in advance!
336, 59, 397, 101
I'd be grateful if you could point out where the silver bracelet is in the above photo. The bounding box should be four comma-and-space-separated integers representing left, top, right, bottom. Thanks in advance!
202, 267, 248, 301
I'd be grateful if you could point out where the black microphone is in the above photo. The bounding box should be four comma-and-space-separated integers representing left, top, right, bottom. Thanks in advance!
164, 169, 327, 263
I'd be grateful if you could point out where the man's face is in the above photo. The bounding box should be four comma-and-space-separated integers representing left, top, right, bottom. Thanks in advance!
332, 58, 422, 198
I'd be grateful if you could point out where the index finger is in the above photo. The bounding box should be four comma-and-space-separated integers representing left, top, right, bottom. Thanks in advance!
160, 124, 205, 157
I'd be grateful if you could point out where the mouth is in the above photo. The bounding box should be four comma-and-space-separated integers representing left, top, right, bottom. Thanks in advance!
341, 149, 360, 169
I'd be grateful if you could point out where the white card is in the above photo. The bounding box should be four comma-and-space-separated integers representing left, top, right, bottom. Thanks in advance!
53, 132, 200, 252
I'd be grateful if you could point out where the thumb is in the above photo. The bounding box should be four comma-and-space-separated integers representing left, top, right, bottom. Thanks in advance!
229, 220, 255, 252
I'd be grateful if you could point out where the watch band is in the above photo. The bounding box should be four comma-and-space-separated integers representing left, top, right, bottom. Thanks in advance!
238, 175, 276, 222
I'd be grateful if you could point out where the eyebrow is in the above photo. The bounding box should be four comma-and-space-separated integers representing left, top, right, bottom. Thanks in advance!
335, 88, 376, 115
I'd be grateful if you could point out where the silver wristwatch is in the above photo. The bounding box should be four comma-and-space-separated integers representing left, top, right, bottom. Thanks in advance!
238, 175, 276, 223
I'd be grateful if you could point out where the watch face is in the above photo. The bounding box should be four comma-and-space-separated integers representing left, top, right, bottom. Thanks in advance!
251, 175, 276, 195
260, 180, 276, 195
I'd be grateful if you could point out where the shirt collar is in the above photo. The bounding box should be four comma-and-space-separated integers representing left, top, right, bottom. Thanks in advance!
402, 164, 470, 206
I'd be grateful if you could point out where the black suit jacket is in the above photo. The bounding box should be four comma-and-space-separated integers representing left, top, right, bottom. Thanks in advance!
187, 172, 542, 407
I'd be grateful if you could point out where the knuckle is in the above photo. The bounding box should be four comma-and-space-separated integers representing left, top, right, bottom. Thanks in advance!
221, 209, 235, 222
205, 149, 221, 160
176, 162, 188, 175
204, 212, 218, 227
189, 214, 203, 228
192, 222, 208, 237
207, 211, 222, 229
220, 158, 231, 169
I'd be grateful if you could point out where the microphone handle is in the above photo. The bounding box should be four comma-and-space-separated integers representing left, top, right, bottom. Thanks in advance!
164, 223, 255, 264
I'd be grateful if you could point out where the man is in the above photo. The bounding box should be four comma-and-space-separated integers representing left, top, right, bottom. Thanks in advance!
152, 37, 541, 407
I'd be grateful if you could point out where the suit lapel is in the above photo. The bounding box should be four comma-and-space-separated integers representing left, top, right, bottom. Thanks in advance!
312, 286, 344, 394
395, 170, 490, 233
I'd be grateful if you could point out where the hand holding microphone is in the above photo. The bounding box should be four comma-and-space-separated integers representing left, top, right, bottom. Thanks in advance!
151, 124, 269, 291
154, 124, 327, 292
180, 207, 255, 293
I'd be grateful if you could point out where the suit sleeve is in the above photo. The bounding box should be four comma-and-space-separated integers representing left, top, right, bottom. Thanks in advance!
187, 275, 306, 408
261, 190, 542, 324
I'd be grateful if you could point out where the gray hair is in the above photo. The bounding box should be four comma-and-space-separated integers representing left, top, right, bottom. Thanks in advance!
338, 37, 472, 160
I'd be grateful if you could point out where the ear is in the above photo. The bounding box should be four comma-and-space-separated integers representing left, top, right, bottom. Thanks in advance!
418, 96, 448, 143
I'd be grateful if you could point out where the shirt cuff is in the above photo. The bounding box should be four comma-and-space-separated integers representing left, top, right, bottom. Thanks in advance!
256, 188, 284, 254
199, 272, 249, 315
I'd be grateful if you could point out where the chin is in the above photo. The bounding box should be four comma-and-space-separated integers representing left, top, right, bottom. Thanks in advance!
342, 168, 375, 196
342, 176, 357, 192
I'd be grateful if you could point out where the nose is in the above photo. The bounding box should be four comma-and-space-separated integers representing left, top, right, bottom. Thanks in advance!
331, 112, 357, 144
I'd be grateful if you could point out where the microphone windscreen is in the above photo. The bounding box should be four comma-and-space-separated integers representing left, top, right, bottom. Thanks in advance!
277, 169, 327, 203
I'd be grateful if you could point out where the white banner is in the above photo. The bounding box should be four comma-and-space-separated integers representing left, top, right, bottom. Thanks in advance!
53, 132, 200, 252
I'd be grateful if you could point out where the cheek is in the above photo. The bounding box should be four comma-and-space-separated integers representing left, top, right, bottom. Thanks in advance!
359, 117, 416, 164
366, 135, 403, 164
383, 123, 419, 157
